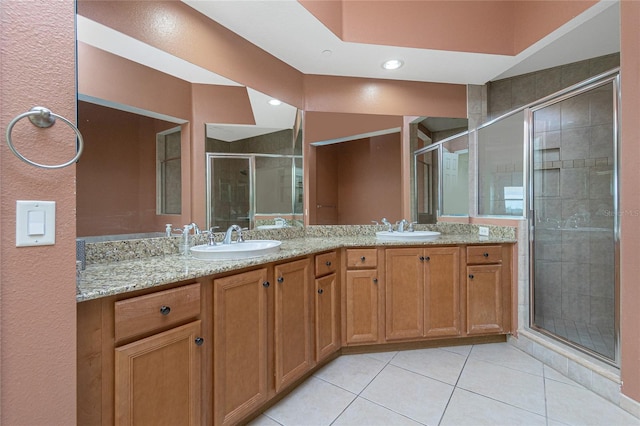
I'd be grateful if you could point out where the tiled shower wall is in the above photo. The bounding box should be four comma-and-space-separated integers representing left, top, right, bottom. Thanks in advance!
487, 53, 619, 119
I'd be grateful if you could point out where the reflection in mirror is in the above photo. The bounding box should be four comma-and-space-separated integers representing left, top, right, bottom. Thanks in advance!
157, 126, 182, 215
441, 133, 469, 216
77, 101, 185, 239
205, 107, 303, 231
415, 146, 439, 224
477, 110, 525, 216
411, 117, 468, 223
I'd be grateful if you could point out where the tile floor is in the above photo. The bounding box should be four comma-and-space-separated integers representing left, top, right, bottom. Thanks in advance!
249, 342, 639, 426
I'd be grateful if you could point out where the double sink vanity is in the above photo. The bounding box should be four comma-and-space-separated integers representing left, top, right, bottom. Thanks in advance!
77, 223, 516, 425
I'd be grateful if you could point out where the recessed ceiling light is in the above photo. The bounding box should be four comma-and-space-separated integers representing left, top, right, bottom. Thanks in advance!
382, 59, 404, 70
268, 99, 282, 106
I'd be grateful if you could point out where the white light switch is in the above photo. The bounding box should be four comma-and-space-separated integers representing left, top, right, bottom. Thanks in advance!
16, 201, 55, 247
27, 210, 46, 235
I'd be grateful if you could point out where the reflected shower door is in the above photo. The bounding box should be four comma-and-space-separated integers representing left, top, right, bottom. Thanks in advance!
415, 147, 439, 223
207, 156, 252, 231
531, 79, 618, 364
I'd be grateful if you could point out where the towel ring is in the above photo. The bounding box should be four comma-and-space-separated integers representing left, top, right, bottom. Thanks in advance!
5, 106, 84, 169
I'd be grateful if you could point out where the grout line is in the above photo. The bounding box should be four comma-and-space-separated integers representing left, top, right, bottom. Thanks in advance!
437, 344, 473, 425
328, 351, 399, 425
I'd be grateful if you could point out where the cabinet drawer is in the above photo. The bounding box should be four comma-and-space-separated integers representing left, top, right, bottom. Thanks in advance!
315, 251, 337, 277
115, 283, 201, 342
467, 245, 503, 264
346, 249, 377, 269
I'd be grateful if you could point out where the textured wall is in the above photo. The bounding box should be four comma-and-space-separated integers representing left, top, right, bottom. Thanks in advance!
0, 0, 77, 423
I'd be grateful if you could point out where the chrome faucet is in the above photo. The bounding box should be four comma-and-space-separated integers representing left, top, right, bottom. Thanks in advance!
381, 218, 394, 232
396, 219, 409, 232
190, 222, 201, 235
203, 226, 220, 246
223, 224, 244, 244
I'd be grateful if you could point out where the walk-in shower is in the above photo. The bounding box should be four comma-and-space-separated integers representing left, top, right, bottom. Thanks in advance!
472, 69, 620, 365
529, 71, 619, 365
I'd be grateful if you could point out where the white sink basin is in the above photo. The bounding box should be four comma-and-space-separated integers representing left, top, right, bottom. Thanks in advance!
376, 231, 441, 241
190, 240, 281, 260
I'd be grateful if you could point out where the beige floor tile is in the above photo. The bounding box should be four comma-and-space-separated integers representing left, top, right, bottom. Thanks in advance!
440, 344, 473, 356
362, 350, 398, 364
247, 414, 282, 426
469, 342, 544, 376
545, 378, 640, 426
313, 353, 386, 394
457, 358, 546, 415
361, 364, 453, 425
333, 397, 423, 426
390, 347, 467, 385
440, 388, 547, 426
264, 377, 356, 426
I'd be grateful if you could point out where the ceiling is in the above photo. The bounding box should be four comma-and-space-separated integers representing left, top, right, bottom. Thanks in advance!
77, 1, 620, 141
183, 0, 620, 85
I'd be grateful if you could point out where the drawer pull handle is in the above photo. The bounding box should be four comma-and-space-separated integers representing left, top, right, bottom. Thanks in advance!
263, 281, 270, 288
325, 261, 332, 266
318, 289, 324, 294
483, 252, 489, 257
419, 256, 424, 261
360, 256, 366, 262
195, 337, 204, 346
373, 278, 378, 284
468, 274, 474, 279
425, 256, 430, 261
159, 305, 171, 316
277, 276, 284, 283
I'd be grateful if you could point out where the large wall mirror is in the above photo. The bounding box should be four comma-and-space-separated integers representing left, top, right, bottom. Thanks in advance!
75, 13, 303, 240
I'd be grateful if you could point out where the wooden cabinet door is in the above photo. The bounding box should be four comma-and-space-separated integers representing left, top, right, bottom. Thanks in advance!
213, 269, 269, 426
424, 247, 461, 337
274, 259, 312, 392
344, 269, 379, 345
115, 321, 202, 426
385, 248, 424, 341
315, 273, 340, 362
466, 264, 503, 335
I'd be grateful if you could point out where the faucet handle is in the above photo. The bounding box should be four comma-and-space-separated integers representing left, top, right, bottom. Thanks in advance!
206, 230, 218, 246
408, 221, 418, 232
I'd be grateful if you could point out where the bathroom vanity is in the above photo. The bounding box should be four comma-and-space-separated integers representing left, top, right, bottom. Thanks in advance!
77, 226, 515, 425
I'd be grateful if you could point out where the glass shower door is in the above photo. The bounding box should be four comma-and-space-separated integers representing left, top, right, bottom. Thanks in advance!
207, 156, 252, 231
531, 78, 618, 364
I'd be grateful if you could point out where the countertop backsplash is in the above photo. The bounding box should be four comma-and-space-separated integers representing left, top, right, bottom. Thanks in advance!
81, 223, 515, 266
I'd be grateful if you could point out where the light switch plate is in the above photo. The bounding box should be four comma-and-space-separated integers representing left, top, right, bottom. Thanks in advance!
478, 226, 489, 237
16, 200, 55, 247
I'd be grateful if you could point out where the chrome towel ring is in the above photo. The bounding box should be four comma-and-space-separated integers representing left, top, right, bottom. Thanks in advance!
5, 106, 84, 169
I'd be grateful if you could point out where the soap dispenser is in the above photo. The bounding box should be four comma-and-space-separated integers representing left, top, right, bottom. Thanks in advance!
181, 224, 193, 256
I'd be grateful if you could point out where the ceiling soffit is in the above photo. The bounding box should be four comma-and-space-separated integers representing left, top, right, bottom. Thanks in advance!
299, 0, 597, 56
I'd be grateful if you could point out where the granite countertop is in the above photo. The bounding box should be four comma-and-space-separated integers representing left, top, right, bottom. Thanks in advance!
76, 230, 517, 302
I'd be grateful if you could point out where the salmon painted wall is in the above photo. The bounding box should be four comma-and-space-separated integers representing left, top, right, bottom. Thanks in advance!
0, 0, 77, 423
300, 0, 595, 56
304, 74, 467, 118
619, 0, 640, 403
